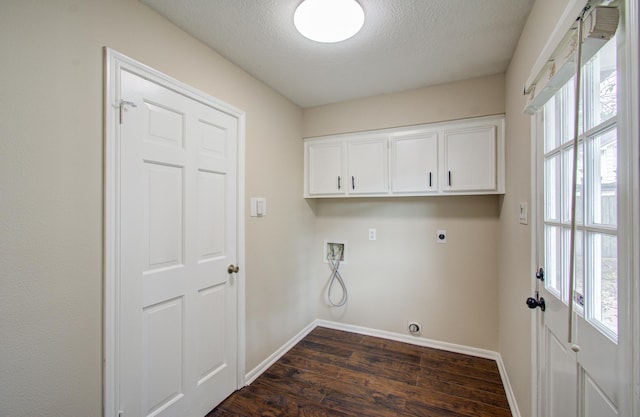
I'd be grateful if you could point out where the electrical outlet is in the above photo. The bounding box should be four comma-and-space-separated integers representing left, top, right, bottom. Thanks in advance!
408, 321, 421, 335
369, 228, 376, 240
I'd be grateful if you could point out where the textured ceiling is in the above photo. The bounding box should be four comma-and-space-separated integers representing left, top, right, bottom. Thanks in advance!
140, 0, 535, 108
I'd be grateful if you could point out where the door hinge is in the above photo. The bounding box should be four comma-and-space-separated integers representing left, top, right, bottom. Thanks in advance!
119, 100, 137, 124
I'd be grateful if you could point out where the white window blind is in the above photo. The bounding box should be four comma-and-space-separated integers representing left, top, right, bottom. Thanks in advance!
524, 4, 619, 114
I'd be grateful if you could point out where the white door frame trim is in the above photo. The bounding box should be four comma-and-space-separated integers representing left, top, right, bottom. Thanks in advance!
620, 1, 639, 415
102, 48, 246, 417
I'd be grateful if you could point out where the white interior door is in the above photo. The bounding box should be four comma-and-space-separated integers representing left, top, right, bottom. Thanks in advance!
117, 67, 239, 417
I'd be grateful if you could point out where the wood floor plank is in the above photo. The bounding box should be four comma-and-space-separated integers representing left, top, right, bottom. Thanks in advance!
344, 350, 421, 385
320, 388, 410, 417
418, 366, 508, 395
421, 349, 501, 374
406, 401, 511, 417
206, 326, 513, 417
303, 333, 378, 357
296, 339, 355, 359
310, 326, 364, 343
279, 350, 347, 378
421, 355, 504, 383
260, 364, 327, 403
360, 334, 435, 356
403, 386, 512, 417
416, 374, 511, 409
336, 359, 510, 411
361, 334, 501, 376
265, 363, 339, 396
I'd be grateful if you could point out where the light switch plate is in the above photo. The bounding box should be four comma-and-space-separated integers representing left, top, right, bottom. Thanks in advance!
250, 197, 267, 217
519, 202, 528, 225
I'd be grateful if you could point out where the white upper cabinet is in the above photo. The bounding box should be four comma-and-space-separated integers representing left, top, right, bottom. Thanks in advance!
442, 124, 497, 192
390, 131, 438, 194
347, 138, 389, 195
305, 139, 346, 196
303, 115, 504, 198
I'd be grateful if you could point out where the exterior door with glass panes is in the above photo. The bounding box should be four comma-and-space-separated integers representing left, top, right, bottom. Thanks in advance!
536, 33, 622, 416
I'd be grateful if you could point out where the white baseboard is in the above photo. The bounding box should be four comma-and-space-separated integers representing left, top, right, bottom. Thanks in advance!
315, 319, 499, 359
245, 319, 520, 417
244, 320, 317, 385
495, 353, 522, 417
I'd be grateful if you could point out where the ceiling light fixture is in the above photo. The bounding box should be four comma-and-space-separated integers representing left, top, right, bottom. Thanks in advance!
294, 0, 365, 43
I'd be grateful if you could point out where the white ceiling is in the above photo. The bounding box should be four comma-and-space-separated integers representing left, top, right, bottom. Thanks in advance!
140, 0, 535, 108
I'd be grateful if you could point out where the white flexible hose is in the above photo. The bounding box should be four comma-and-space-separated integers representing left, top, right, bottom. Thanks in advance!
327, 250, 348, 307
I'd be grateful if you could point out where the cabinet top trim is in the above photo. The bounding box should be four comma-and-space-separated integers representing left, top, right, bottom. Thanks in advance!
302, 114, 505, 142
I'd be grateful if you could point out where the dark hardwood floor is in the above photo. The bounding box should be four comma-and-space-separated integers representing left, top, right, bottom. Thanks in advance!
206, 326, 512, 417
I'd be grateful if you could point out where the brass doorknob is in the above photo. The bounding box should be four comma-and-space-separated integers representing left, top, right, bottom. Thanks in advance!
227, 264, 240, 274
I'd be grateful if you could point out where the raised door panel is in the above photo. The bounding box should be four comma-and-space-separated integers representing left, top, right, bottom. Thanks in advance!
391, 133, 438, 193
583, 371, 618, 417
195, 284, 227, 386
307, 141, 346, 195
142, 297, 185, 416
144, 162, 184, 272
348, 138, 388, 194
543, 328, 577, 417
443, 125, 496, 192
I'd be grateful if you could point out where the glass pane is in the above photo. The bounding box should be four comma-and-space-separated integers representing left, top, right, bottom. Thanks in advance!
562, 228, 584, 305
588, 233, 618, 336
545, 225, 563, 299
560, 79, 576, 144
585, 36, 617, 130
544, 99, 558, 153
545, 154, 561, 221
564, 229, 585, 307
562, 144, 584, 224
588, 128, 617, 226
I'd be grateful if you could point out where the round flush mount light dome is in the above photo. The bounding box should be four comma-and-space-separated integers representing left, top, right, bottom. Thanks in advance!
294, 0, 365, 43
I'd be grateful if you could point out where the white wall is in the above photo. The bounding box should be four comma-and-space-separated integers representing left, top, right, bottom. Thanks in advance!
500, 1, 573, 416
0, 1, 580, 415
303, 74, 505, 138
303, 75, 506, 351
0, 1, 315, 416
313, 196, 501, 349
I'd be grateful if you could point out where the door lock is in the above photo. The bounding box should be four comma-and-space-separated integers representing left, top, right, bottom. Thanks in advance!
227, 264, 240, 274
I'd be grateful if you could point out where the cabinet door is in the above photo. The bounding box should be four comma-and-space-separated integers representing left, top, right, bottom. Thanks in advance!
307, 140, 346, 195
391, 133, 438, 193
443, 125, 496, 192
347, 138, 389, 194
